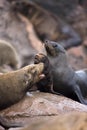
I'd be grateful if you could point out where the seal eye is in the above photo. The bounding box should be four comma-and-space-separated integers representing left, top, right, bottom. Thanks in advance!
53, 44, 57, 48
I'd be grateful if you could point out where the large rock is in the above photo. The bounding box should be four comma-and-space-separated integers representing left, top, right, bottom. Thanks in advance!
10, 112, 87, 130
0, 0, 44, 67
67, 46, 87, 70
0, 92, 87, 129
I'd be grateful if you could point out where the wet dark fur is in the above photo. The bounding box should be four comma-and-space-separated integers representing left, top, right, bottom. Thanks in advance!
34, 53, 61, 95
34, 53, 53, 92
44, 40, 87, 105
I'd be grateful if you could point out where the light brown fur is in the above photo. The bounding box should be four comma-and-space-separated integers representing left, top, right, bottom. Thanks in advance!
0, 63, 44, 110
0, 40, 19, 70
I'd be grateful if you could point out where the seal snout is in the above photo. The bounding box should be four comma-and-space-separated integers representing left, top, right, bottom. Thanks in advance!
35, 63, 44, 75
33, 63, 45, 82
27, 63, 45, 84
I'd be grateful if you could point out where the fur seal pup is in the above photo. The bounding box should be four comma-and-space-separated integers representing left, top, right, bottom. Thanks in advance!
43, 40, 87, 105
0, 40, 19, 70
0, 63, 44, 110
34, 53, 61, 95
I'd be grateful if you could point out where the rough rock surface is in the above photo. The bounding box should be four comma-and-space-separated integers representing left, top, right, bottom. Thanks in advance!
34, 0, 87, 42
10, 112, 87, 130
67, 46, 87, 70
0, 126, 4, 130
0, 92, 87, 130
0, 0, 44, 67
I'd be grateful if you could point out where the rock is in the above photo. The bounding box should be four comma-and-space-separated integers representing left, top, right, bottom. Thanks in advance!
0, 92, 87, 129
67, 46, 87, 70
11, 0, 82, 50
0, 125, 4, 130
0, 0, 43, 67
10, 112, 87, 130
18, 14, 45, 53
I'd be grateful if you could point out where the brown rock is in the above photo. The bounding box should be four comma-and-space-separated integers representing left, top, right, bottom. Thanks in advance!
67, 46, 87, 70
0, 0, 44, 67
10, 112, 87, 130
0, 92, 87, 129
0, 125, 4, 130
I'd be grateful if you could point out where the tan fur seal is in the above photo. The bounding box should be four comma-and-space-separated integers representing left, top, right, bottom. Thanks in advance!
0, 63, 44, 110
0, 40, 19, 70
43, 40, 87, 105
34, 53, 61, 95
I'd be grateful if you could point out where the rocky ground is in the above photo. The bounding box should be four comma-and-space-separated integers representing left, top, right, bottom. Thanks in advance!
0, 0, 87, 130
1, 92, 87, 130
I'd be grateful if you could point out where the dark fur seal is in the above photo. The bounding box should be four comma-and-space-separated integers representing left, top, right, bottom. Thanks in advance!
0, 63, 44, 110
34, 53, 60, 95
43, 40, 87, 105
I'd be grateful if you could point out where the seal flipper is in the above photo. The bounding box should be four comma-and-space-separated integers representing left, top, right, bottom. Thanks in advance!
73, 84, 87, 105
50, 84, 63, 96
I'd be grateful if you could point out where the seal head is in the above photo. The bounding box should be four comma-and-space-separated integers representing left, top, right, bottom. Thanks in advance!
44, 40, 65, 57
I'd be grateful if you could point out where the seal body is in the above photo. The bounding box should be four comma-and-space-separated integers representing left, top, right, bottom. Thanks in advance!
0, 63, 44, 109
75, 69, 87, 97
0, 40, 19, 70
44, 40, 87, 105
